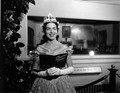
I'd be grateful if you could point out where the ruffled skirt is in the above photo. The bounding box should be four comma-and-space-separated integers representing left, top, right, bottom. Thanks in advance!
29, 75, 76, 93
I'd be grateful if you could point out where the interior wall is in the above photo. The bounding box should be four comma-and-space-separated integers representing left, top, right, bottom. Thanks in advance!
28, 0, 120, 21
17, 16, 28, 58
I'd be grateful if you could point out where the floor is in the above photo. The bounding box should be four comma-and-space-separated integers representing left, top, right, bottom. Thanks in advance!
97, 91, 120, 93
3, 91, 120, 93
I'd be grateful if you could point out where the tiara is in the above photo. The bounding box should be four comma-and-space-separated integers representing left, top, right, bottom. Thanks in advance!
42, 13, 60, 28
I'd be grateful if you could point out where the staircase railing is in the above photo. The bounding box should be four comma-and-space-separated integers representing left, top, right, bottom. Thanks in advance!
75, 75, 109, 93
75, 64, 120, 93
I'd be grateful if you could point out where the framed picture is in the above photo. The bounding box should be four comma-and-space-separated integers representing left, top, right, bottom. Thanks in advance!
62, 26, 71, 38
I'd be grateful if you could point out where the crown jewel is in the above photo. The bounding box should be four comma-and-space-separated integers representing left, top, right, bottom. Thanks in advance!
43, 13, 57, 23
42, 13, 60, 28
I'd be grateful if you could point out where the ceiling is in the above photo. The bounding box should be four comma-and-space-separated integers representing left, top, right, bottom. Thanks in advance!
28, 0, 120, 25
81, 0, 120, 5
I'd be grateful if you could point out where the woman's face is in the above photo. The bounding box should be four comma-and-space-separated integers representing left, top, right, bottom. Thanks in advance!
45, 22, 58, 41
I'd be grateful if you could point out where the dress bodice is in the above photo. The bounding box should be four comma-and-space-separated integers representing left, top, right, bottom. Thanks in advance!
35, 43, 73, 71
39, 53, 68, 70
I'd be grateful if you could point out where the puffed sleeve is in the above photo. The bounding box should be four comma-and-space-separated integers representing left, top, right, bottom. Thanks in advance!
66, 46, 73, 55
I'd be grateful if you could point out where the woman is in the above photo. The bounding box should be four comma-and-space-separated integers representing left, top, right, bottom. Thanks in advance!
29, 13, 76, 93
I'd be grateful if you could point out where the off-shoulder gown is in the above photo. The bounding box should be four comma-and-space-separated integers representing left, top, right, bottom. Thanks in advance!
29, 44, 76, 93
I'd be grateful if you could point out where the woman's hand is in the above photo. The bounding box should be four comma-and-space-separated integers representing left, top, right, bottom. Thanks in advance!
46, 67, 61, 76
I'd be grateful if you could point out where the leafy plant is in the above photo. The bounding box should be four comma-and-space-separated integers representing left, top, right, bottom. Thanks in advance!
2, 0, 35, 91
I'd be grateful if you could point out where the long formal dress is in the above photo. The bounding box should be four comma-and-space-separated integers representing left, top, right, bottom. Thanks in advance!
29, 43, 76, 93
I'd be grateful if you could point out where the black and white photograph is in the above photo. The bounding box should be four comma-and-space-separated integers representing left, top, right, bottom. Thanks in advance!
1, 0, 120, 93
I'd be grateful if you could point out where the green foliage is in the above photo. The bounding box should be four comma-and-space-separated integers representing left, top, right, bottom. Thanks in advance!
2, 0, 35, 91
3, 0, 35, 60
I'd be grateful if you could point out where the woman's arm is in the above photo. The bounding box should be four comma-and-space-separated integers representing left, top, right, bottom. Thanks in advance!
31, 56, 39, 76
60, 66, 74, 75
60, 53, 74, 75
31, 56, 48, 77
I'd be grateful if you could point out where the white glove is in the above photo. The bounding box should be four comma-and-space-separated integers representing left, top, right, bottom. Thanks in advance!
46, 67, 61, 76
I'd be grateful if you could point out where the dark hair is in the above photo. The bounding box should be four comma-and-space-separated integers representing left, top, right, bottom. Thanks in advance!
42, 22, 59, 33
40, 35, 48, 44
